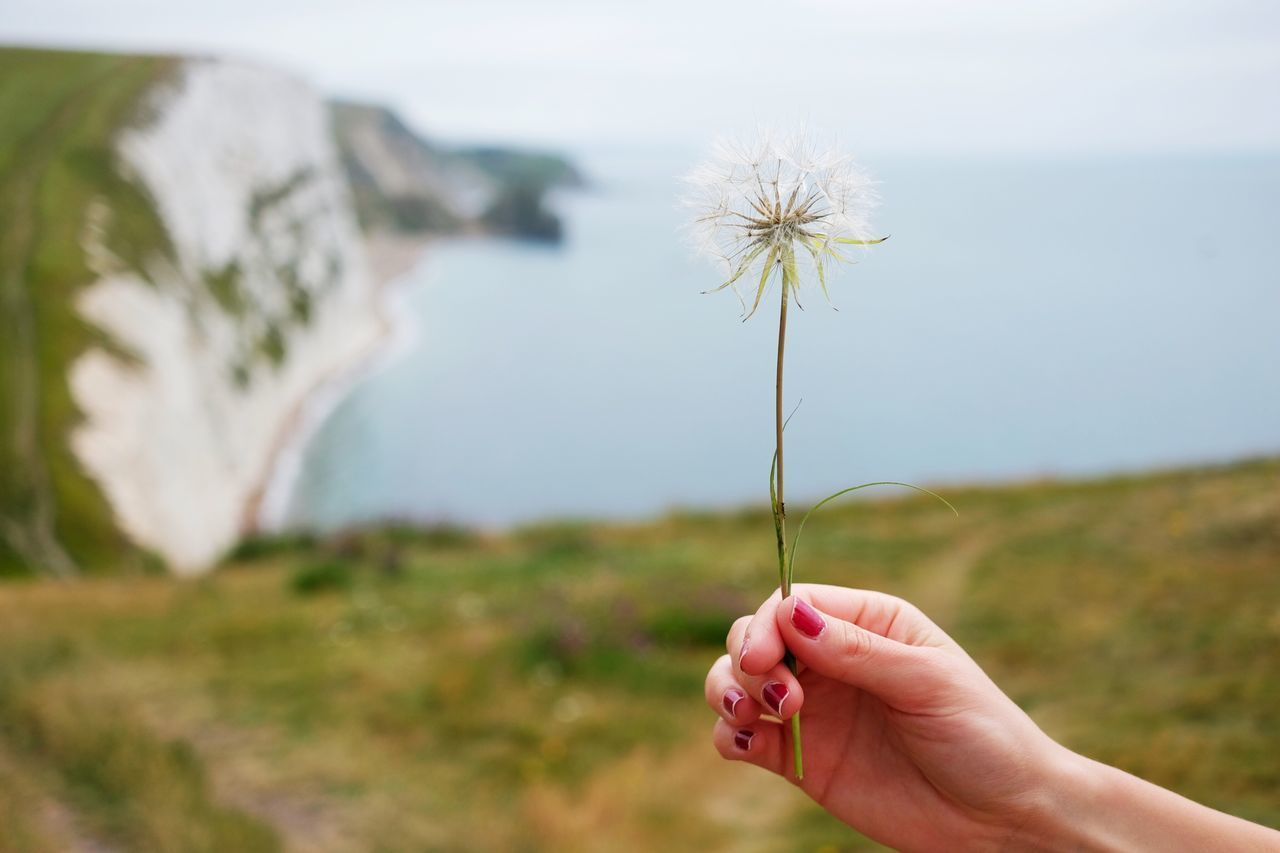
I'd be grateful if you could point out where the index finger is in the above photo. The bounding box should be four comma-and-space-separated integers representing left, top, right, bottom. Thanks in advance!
794, 583, 957, 650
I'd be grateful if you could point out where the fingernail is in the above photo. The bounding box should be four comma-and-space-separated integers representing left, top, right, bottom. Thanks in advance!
734, 729, 754, 751
762, 681, 789, 716
791, 598, 826, 639
740, 636, 751, 662
723, 688, 745, 717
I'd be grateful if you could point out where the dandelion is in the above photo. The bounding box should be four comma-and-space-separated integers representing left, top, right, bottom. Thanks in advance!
684, 129, 884, 319
684, 130, 952, 782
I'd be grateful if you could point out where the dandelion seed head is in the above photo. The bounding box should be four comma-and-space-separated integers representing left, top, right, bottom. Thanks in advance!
682, 129, 882, 318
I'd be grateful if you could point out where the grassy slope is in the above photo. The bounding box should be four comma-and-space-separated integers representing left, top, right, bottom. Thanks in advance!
0, 457, 1276, 850
0, 47, 174, 578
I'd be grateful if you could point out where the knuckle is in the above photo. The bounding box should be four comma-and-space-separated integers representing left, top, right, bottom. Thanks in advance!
839, 620, 874, 660
899, 598, 935, 631
883, 592, 927, 626
883, 592, 914, 612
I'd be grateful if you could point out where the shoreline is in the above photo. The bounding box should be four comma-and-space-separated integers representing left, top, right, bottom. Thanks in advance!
247, 231, 432, 535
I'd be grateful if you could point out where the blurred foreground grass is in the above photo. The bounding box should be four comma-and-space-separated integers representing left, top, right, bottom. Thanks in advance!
1, 457, 1277, 851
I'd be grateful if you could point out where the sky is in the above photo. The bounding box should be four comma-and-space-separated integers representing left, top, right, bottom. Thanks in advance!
3, 0, 1279, 155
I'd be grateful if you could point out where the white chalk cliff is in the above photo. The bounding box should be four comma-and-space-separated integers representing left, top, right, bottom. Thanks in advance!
69, 60, 384, 575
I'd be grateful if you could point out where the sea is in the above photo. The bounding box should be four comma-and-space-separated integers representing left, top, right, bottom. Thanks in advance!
282, 147, 1280, 530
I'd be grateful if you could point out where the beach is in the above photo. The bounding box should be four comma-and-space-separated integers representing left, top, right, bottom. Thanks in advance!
252, 231, 431, 534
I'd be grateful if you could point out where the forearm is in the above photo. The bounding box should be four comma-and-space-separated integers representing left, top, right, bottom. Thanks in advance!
1018, 748, 1280, 852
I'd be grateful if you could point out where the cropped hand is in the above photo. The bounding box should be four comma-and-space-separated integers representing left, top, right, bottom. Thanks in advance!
705, 584, 1280, 851
705, 584, 1073, 850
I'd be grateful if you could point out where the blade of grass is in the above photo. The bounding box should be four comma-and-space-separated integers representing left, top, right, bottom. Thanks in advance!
787, 482, 957, 585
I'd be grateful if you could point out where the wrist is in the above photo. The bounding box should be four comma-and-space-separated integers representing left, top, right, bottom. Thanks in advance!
1003, 745, 1116, 852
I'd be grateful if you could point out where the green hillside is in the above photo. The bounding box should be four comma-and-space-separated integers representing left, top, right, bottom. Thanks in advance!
1, 457, 1275, 850
0, 47, 176, 578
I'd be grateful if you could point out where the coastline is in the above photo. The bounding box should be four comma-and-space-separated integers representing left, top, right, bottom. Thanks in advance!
248, 231, 431, 535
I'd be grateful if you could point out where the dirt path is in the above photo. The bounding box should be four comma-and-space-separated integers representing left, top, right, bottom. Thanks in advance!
901, 532, 992, 633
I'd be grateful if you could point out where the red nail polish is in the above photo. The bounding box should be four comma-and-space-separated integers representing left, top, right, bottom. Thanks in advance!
734, 729, 754, 751
762, 681, 789, 716
791, 598, 826, 639
723, 688, 745, 717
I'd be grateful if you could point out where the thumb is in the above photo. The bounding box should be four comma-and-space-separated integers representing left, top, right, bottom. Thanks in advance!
778, 595, 949, 711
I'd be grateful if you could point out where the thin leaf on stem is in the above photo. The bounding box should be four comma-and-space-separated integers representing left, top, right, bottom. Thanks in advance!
787, 482, 958, 585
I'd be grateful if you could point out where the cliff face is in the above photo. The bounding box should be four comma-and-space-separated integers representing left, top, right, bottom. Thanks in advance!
68, 60, 384, 575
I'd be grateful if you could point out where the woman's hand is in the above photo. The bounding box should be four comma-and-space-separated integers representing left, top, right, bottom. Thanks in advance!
704, 584, 1066, 849
705, 584, 1280, 851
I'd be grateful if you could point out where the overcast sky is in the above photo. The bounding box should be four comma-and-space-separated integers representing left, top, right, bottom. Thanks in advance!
4, 0, 1279, 155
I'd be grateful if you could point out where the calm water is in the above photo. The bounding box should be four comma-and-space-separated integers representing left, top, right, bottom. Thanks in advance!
284, 149, 1280, 529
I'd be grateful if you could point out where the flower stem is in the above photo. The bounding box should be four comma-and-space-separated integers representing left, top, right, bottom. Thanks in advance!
774, 274, 804, 781
775, 286, 788, 594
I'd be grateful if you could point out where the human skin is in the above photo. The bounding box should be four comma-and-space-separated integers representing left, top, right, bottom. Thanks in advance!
704, 584, 1280, 852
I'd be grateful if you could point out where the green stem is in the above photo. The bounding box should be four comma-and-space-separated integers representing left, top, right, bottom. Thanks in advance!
774, 271, 804, 781
774, 283, 788, 592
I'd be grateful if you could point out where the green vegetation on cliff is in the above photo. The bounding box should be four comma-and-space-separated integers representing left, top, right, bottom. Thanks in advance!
0, 47, 176, 578
1, 458, 1275, 850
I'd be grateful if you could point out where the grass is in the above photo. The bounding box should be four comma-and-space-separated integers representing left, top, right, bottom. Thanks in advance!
0, 46, 177, 577
0, 456, 1276, 850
